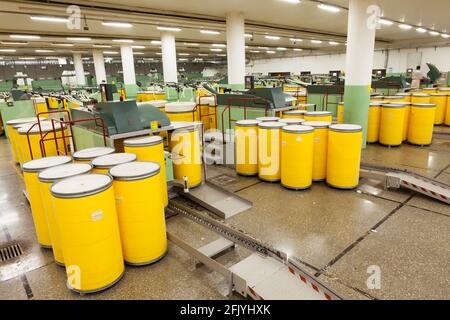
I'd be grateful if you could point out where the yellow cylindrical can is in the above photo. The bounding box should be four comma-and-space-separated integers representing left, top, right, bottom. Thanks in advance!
91, 153, 136, 174
6, 117, 46, 163
370, 95, 384, 103
123, 136, 168, 207
282, 110, 307, 120
446, 95, 450, 126
304, 111, 333, 123
281, 125, 314, 190
257, 122, 285, 182
235, 120, 260, 176
51, 174, 124, 293
395, 93, 412, 103
38, 163, 92, 265
72, 147, 115, 163
165, 102, 199, 122
18, 122, 70, 164
367, 103, 382, 143
384, 96, 405, 103
169, 126, 202, 188
337, 102, 344, 124
379, 103, 405, 147
326, 124, 363, 189
22, 156, 72, 248
302, 121, 330, 181
411, 93, 431, 104
407, 103, 437, 146
422, 87, 437, 94
110, 162, 167, 265
430, 93, 447, 125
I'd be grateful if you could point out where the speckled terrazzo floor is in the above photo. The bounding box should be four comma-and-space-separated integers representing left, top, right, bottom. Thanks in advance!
0, 131, 449, 300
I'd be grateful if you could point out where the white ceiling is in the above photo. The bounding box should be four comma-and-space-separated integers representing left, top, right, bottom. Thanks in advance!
0, 0, 449, 60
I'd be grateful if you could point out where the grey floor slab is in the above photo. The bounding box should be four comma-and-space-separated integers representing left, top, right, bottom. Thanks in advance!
324, 206, 450, 300
0, 276, 28, 300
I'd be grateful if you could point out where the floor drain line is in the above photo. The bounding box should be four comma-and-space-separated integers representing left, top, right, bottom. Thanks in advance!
0, 243, 23, 262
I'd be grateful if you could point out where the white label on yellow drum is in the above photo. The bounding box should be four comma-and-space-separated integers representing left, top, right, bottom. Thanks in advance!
91, 211, 103, 222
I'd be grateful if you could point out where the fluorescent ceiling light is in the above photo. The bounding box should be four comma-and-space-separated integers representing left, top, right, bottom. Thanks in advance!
67, 37, 91, 41
217, 54, 226, 57
210, 48, 222, 52
150, 40, 162, 45
30, 16, 68, 23
244, 34, 253, 38
156, 52, 162, 55
201, 30, 220, 35
399, 24, 412, 30
329, 41, 339, 45
429, 31, 440, 36
184, 42, 199, 46
19, 57, 36, 60
132, 45, 145, 49
0, 49, 16, 52
93, 44, 112, 48
249, 50, 260, 53
103, 51, 118, 54
178, 58, 188, 61
265, 35, 280, 40
280, 0, 301, 3
133, 52, 144, 55
35, 49, 54, 53
212, 44, 226, 47
178, 53, 190, 56
102, 21, 133, 28
112, 39, 134, 43
379, 19, 394, 26
318, 4, 340, 13
442, 34, 450, 38
198, 53, 209, 56
416, 28, 427, 33
157, 26, 182, 32
266, 50, 276, 54
52, 43, 74, 47
311, 40, 323, 44
10, 35, 40, 40
289, 38, 303, 42
276, 47, 287, 51
1, 41, 28, 45
293, 48, 303, 51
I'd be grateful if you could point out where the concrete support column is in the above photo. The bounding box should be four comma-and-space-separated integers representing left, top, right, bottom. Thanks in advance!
73, 53, 86, 87
92, 50, 107, 84
343, 0, 377, 146
226, 12, 246, 87
120, 44, 136, 85
161, 32, 178, 83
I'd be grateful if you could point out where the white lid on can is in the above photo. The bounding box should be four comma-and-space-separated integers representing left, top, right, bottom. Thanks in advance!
279, 118, 305, 124
18, 122, 66, 134
6, 117, 46, 126
235, 119, 261, 127
385, 96, 404, 99
22, 156, 72, 173
92, 152, 136, 168
165, 101, 196, 113
305, 111, 333, 116
370, 102, 382, 107
395, 92, 411, 96
256, 116, 280, 122
258, 121, 285, 129
412, 103, 436, 108
283, 110, 307, 115
51, 174, 112, 198
124, 135, 162, 147
412, 93, 430, 97
110, 161, 160, 181
329, 124, 362, 132
72, 147, 115, 160
39, 163, 92, 182
430, 93, 447, 96
302, 121, 331, 128
282, 125, 314, 134
148, 100, 167, 108
381, 103, 406, 108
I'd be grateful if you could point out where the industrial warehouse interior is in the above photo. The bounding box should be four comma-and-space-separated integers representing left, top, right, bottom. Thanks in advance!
0, 0, 449, 304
